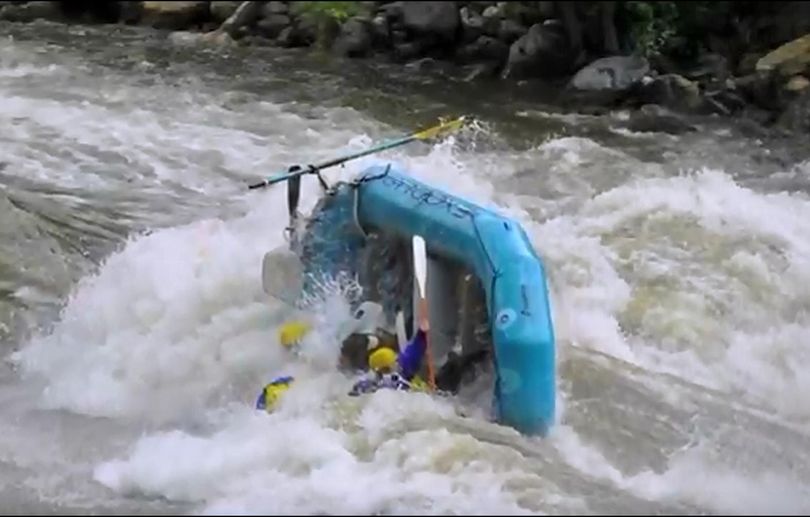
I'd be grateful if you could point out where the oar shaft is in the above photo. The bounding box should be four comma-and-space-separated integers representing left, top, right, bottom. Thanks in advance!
248, 116, 466, 191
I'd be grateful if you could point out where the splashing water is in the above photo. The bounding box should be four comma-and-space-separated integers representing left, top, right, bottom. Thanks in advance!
3, 22, 810, 515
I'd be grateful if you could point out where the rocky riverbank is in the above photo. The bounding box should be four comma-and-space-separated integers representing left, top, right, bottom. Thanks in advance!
2, 1, 809, 135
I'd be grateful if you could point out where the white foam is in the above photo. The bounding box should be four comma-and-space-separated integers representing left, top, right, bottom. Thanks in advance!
553, 424, 810, 514
94, 391, 536, 515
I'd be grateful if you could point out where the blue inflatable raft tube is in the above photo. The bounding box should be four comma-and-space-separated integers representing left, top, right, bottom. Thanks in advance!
299, 163, 556, 435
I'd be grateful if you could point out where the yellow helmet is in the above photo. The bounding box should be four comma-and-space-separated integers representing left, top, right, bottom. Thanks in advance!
368, 347, 398, 372
278, 320, 311, 348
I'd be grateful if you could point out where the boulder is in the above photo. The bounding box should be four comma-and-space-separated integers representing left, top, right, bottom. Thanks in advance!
215, 1, 263, 38
263, 1, 288, 16
400, 1, 459, 42
777, 91, 810, 133
682, 53, 729, 82
276, 21, 318, 48
333, 17, 373, 57
392, 40, 427, 62
118, 1, 143, 24
785, 74, 810, 93
480, 3, 502, 36
737, 52, 763, 76
633, 74, 701, 112
256, 13, 290, 39
370, 14, 390, 48
0, 1, 62, 23
459, 6, 484, 43
502, 21, 575, 79
140, 1, 210, 30
627, 105, 697, 135
497, 18, 526, 45
756, 34, 810, 77
566, 55, 649, 104
456, 35, 508, 64
209, 1, 241, 24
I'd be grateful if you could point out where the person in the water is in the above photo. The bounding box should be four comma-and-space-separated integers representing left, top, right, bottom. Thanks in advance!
255, 300, 484, 411
347, 303, 430, 396
255, 301, 399, 411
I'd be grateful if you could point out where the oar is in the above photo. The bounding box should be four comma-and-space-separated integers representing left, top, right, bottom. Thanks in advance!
412, 235, 436, 391
248, 116, 468, 190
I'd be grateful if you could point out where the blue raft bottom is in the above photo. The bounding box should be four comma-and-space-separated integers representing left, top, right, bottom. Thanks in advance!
288, 164, 555, 435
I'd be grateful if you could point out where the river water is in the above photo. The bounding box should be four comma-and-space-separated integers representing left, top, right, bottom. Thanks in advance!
2, 20, 810, 515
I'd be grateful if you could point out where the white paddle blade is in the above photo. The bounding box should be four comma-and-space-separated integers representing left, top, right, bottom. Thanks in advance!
412, 235, 427, 299
395, 310, 408, 348
261, 249, 304, 305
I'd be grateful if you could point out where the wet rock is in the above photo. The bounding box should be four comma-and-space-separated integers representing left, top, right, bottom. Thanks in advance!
140, 1, 210, 30
502, 21, 575, 79
634, 74, 701, 112
0, 1, 62, 23
118, 1, 143, 24
497, 18, 526, 45
736, 52, 762, 76
277, 24, 316, 48
401, 1, 459, 42
627, 105, 697, 135
392, 40, 427, 62
405, 56, 439, 73
785, 74, 810, 93
777, 91, 810, 133
256, 13, 289, 39
479, 3, 502, 36
459, 6, 484, 43
214, 1, 263, 38
503, 1, 545, 27
567, 55, 650, 104
275, 25, 294, 46
749, 2, 810, 51
537, 1, 555, 19
370, 14, 390, 48
756, 34, 810, 78
462, 60, 501, 81
481, 4, 503, 20
701, 89, 747, 115
734, 71, 791, 112
264, 1, 288, 16
379, 1, 404, 23
456, 35, 508, 64
682, 53, 729, 83
209, 1, 241, 24
390, 27, 407, 45
333, 17, 373, 58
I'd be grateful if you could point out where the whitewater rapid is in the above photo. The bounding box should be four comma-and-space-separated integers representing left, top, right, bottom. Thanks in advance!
2, 21, 810, 515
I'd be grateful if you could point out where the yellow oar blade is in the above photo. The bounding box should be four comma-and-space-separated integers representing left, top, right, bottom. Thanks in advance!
413, 116, 468, 140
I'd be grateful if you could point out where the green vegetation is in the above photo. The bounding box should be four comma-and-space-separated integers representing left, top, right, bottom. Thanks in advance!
290, 1, 369, 24
289, 1, 370, 50
624, 1, 734, 60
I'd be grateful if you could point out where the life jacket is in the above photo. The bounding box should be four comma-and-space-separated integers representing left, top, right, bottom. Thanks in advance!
255, 375, 294, 411
349, 371, 429, 396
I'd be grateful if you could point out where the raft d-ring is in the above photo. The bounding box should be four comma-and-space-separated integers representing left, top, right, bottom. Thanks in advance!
496, 308, 517, 330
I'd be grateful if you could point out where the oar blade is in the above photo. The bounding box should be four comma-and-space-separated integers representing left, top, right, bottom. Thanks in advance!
412, 235, 427, 299
413, 116, 467, 140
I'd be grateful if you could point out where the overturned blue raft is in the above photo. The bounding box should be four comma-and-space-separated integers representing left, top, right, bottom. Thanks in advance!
295, 163, 556, 435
